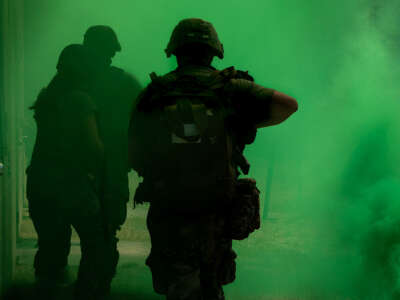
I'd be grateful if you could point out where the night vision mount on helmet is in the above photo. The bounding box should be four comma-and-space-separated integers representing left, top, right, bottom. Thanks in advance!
165, 18, 224, 59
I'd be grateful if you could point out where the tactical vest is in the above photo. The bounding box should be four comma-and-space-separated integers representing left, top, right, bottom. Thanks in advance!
134, 67, 238, 213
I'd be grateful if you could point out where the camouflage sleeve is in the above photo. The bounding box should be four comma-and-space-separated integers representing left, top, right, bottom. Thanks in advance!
224, 79, 275, 125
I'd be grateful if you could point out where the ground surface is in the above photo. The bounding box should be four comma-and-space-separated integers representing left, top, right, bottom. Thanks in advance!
4, 211, 362, 300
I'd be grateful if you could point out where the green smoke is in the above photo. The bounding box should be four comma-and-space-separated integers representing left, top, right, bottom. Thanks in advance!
21, 0, 400, 298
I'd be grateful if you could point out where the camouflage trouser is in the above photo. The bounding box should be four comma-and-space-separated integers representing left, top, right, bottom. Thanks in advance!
146, 207, 236, 300
28, 195, 112, 300
101, 193, 128, 290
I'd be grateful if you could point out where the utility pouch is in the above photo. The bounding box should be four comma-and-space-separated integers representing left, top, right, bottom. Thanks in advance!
218, 248, 237, 285
226, 178, 261, 240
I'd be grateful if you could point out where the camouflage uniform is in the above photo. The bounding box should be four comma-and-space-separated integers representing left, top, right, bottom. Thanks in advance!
129, 19, 277, 300
27, 44, 111, 300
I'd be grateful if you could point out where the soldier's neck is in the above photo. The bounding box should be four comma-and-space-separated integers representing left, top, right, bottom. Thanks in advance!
176, 56, 213, 68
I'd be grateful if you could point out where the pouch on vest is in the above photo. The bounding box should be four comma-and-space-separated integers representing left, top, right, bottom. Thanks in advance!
224, 178, 261, 240
134, 70, 237, 212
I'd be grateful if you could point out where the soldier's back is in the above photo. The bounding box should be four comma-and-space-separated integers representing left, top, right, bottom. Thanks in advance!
28, 87, 99, 212
92, 66, 141, 197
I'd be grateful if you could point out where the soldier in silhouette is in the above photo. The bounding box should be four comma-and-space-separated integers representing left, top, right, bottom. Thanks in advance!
128, 18, 298, 300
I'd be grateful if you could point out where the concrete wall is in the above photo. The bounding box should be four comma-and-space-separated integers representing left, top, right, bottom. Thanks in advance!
0, 0, 25, 296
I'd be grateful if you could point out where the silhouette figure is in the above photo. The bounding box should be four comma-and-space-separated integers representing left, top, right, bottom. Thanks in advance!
129, 18, 298, 300
27, 44, 111, 300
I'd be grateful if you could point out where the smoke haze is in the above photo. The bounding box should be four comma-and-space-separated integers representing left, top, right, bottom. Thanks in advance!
20, 0, 400, 298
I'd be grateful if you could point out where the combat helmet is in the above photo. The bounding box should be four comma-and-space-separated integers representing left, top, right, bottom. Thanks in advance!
165, 18, 224, 59
83, 25, 121, 53
56, 44, 89, 73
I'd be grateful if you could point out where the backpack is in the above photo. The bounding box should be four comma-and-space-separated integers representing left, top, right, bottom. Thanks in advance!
133, 67, 238, 213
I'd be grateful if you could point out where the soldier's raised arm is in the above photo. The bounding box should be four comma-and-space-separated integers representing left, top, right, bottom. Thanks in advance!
257, 90, 298, 128
226, 78, 298, 128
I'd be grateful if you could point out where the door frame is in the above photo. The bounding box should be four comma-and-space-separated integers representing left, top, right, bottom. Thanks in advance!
0, 0, 25, 295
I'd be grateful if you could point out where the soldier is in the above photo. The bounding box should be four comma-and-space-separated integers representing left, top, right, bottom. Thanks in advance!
128, 18, 298, 300
26, 44, 110, 300
82, 25, 142, 294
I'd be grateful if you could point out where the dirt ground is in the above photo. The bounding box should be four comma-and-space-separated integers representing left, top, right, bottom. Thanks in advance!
3, 208, 361, 300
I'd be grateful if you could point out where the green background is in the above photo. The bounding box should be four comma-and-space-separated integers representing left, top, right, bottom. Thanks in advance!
22, 0, 400, 298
